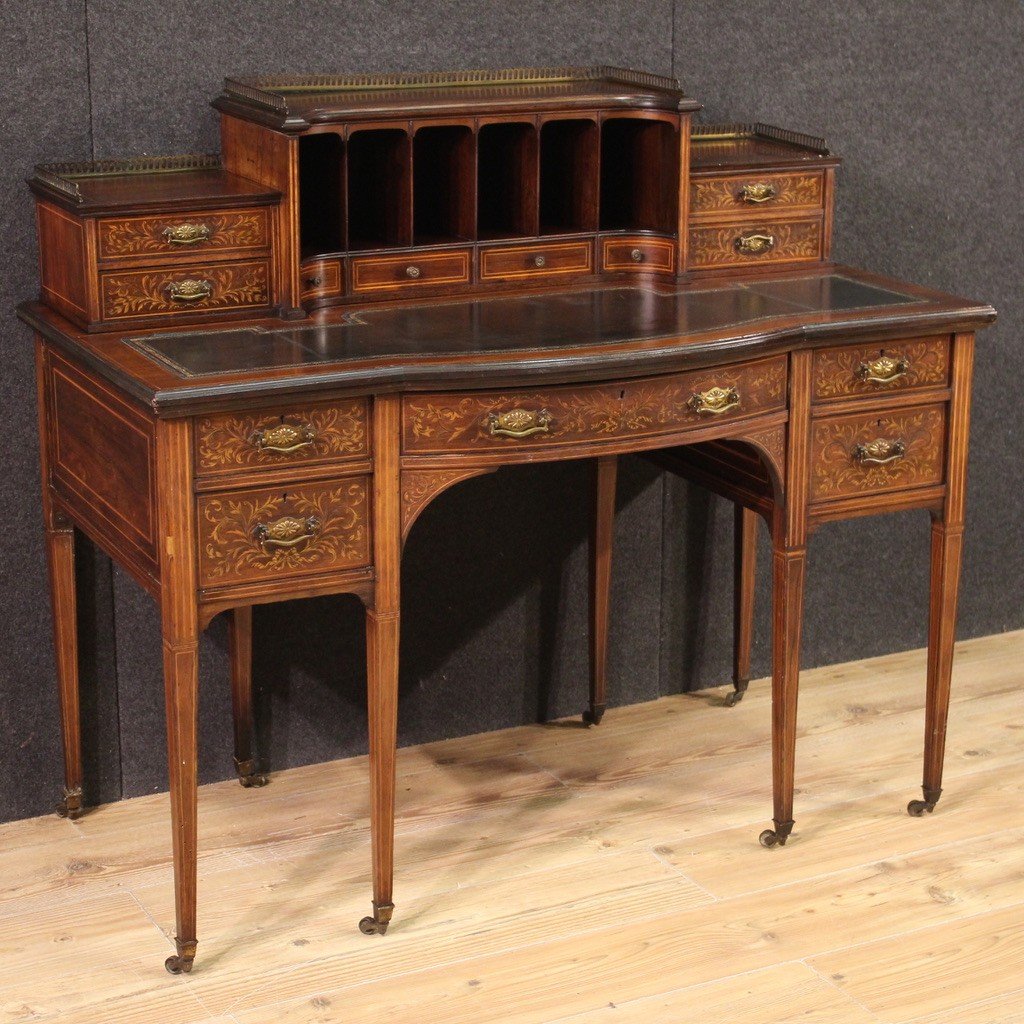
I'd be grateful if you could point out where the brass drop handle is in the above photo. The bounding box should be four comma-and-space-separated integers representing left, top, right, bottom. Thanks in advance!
630, 248, 644, 263
736, 233, 775, 255
486, 408, 553, 439
250, 422, 317, 455
533, 255, 546, 268
162, 222, 211, 245
740, 183, 777, 204
253, 515, 322, 551
856, 354, 910, 385
852, 438, 907, 466
688, 386, 741, 416
166, 278, 213, 302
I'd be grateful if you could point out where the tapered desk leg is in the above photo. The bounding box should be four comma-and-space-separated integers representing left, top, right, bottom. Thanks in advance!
586, 455, 617, 726
228, 606, 266, 788
360, 394, 401, 937
727, 504, 758, 707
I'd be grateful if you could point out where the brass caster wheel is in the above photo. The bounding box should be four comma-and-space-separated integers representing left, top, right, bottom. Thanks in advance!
164, 954, 194, 975
582, 704, 606, 727
359, 916, 389, 936
239, 772, 269, 789
55, 787, 83, 820
759, 829, 781, 848
907, 799, 936, 817
725, 680, 749, 707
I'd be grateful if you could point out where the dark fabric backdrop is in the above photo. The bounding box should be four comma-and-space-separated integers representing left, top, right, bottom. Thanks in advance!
2, 1, 1020, 822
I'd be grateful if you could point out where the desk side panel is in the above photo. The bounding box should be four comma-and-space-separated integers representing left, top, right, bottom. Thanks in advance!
41, 341, 160, 590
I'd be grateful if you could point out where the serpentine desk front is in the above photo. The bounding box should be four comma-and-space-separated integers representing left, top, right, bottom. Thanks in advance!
20, 266, 994, 973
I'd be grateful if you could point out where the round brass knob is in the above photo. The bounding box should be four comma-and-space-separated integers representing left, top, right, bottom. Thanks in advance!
305, 276, 323, 288
405, 265, 421, 279
533, 255, 546, 268
630, 248, 644, 262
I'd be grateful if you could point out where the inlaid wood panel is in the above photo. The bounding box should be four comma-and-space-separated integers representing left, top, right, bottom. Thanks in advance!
300, 258, 343, 300
197, 478, 370, 589
601, 236, 675, 273
479, 240, 593, 282
688, 218, 822, 270
194, 399, 369, 481
810, 403, 946, 503
689, 171, 825, 217
97, 207, 271, 260
402, 355, 787, 455
350, 249, 471, 294
99, 259, 271, 321
812, 336, 950, 402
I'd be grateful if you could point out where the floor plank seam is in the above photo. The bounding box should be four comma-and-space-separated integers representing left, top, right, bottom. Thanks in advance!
802, 956, 889, 1023
648, 843, 721, 902
900, 980, 1024, 1024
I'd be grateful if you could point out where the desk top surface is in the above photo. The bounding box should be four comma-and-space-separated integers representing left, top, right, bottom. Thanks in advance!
20, 267, 995, 415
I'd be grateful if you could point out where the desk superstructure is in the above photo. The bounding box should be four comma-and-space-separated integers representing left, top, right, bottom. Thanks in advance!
20, 68, 994, 974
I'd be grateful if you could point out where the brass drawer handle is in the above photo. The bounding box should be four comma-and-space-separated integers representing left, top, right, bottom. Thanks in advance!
852, 438, 907, 466
856, 354, 910, 385
630, 248, 644, 262
304, 275, 323, 289
736, 233, 775, 255
688, 386, 741, 416
405, 265, 421, 279
253, 514, 322, 551
533, 255, 547, 268
166, 278, 213, 302
740, 183, 777, 204
486, 408, 553, 439
250, 422, 317, 455
162, 222, 211, 245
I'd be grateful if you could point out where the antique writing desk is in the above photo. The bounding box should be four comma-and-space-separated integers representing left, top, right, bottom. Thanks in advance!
19, 68, 994, 974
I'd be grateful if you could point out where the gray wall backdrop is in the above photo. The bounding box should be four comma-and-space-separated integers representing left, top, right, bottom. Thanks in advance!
2, 1, 1020, 822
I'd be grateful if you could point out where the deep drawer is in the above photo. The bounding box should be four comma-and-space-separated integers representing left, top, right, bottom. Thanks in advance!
812, 336, 950, 403
402, 355, 787, 456
479, 240, 593, 282
350, 249, 471, 293
97, 207, 271, 261
690, 171, 825, 218
688, 218, 822, 270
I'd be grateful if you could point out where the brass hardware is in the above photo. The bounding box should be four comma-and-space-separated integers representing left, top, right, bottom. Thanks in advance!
630, 248, 644, 262
162, 222, 211, 245
304, 275, 323, 288
740, 182, 777, 204
485, 408, 553, 439
688, 385, 741, 415
533, 255, 546, 268
856, 354, 910, 385
735, 233, 775, 255
851, 438, 907, 466
405, 265, 421, 279
166, 278, 213, 302
250, 422, 317, 455
253, 514, 322, 551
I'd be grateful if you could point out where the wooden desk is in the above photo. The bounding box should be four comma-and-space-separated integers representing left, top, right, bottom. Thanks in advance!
19, 68, 995, 975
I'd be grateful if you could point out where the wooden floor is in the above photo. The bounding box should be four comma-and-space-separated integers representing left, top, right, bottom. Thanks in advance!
4, 630, 1024, 1024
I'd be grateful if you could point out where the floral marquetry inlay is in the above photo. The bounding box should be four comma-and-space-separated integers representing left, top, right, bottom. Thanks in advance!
812, 338, 950, 401
690, 173, 824, 214
197, 480, 370, 588
97, 209, 270, 258
688, 220, 821, 268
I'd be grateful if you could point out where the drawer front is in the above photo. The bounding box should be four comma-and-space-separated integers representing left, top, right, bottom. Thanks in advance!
810, 404, 946, 503
688, 218, 822, 270
812, 336, 950, 403
194, 399, 369, 480
350, 249, 471, 294
690, 171, 825, 218
479, 241, 593, 282
403, 355, 787, 456
197, 478, 370, 589
601, 236, 675, 273
300, 258, 343, 301
99, 259, 271, 321
97, 207, 271, 260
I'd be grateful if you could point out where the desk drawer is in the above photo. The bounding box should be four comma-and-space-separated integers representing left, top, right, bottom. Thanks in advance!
690, 171, 825, 218
97, 207, 271, 261
99, 259, 271, 322
350, 249, 471, 294
812, 336, 950, 403
601, 236, 675, 273
810, 404, 946, 503
688, 218, 822, 270
194, 399, 369, 482
402, 355, 787, 456
479, 240, 593, 282
197, 478, 370, 589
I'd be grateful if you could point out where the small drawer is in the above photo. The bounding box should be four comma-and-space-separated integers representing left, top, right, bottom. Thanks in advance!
350, 249, 471, 294
690, 171, 825, 218
688, 218, 822, 270
300, 258, 343, 301
812, 336, 950, 403
479, 240, 593, 282
99, 259, 271, 322
97, 207, 272, 261
194, 399, 369, 482
403, 355, 787, 456
197, 478, 371, 589
601, 236, 675, 273
810, 404, 946, 503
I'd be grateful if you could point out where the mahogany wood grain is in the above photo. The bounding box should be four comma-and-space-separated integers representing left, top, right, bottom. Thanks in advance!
587, 456, 618, 726
228, 606, 265, 787
732, 505, 758, 706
